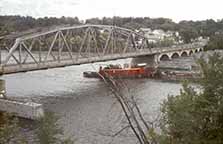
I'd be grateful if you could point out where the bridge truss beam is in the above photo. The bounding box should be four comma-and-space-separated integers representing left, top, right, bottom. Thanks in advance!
0, 25, 207, 74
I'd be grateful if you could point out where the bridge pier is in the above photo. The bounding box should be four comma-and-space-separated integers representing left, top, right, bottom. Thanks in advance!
0, 79, 44, 120
0, 79, 6, 99
131, 54, 158, 67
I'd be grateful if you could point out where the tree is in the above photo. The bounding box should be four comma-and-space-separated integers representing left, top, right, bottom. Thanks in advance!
204, 34, 223, 51
85, 18, 102, 25
157, 37, 175, 47
0, 112, 74, 144
100, 74, 157, 144
157, 52, 223, 144
178, 28, 199, 43
0, 113, 27, 144
35, 112, 74, 144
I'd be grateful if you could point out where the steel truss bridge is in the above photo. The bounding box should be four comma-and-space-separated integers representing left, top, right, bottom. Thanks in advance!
0, 25, 206, 75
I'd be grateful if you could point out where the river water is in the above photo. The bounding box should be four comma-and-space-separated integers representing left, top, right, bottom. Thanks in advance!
1, 56, 197, 144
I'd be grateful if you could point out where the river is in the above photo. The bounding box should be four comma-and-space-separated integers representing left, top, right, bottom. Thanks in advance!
1, 56, 195, 144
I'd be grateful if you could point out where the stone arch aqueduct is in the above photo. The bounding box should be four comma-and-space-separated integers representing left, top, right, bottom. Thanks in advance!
158, 47, 203, 61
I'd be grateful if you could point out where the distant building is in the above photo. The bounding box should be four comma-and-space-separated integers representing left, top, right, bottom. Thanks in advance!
138, 28, 182, 44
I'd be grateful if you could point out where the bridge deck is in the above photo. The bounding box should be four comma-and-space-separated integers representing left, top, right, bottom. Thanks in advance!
0, 45, 203, 75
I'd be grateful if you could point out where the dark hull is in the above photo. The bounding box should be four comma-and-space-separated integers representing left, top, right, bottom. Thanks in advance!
157, 71, 201, 82
83, 71, 152, 79
83, 71, 101, 78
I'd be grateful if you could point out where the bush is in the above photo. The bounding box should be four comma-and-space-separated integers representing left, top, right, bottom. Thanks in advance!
204, 34, 223, 51
157, 53, 223, 144
35, 112, 74, 144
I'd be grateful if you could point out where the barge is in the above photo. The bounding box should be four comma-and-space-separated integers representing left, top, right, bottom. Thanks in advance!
83, 63, 157, 79
83, 63, 201, 81
159, 70, 201, 82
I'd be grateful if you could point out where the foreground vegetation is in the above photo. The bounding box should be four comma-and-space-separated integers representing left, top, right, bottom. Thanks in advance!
0, 112, 74, 144
156, 53, 223, 144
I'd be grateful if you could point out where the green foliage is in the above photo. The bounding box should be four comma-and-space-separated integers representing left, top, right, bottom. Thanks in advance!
0, 15, 80, 36
157, 53, 223, 144
158, 37, 175, 47
179, 28, 199, 43
0, 113, 28, 144
204, 34, 223, 51
1, 15, 223, 45
0, 112, 74, 144
35, 112, 74, 144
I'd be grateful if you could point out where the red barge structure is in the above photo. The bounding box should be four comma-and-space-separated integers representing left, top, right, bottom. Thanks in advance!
83, 63, 201, 81
83, 63, 157, 79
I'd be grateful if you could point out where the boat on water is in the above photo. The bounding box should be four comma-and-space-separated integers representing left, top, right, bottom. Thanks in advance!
83, 71, 100, 78
83, 63, 201, 81
83, 63, 157, 79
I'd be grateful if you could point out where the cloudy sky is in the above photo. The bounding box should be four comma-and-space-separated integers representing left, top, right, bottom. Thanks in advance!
0, 0, 222, 22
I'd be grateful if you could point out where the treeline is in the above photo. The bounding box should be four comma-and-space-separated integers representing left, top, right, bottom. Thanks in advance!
87, 17, 223, 43
1, 15, 223, 44
0, 16, 81, 36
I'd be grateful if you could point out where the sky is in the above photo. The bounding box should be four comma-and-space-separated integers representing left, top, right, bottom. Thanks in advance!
0, 0, 222, 22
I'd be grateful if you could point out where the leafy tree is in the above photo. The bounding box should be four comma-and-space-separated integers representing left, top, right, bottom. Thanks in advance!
85, 18, 102, 25
35, 112, 74, 144
157, 53, 223, 144
0, 112, 74, 144
178, 27, 199, 43
0, 113, 27, 144
158, 37, 175, 47
204, 34, 223, 51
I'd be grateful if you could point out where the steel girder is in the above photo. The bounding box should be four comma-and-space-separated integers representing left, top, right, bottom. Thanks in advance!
0, 24, 207, 74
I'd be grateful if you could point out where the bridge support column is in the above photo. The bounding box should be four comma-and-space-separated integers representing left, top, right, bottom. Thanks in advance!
131, 54, 158, 67
0, 79, 44, 120
0, 79, 6, 99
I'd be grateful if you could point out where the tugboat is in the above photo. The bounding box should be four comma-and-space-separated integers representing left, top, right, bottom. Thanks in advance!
83, 63, 157, 79
83, 71, 100, 78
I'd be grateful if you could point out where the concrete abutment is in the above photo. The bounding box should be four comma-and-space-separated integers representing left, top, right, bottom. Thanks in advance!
131, 54, 158, 67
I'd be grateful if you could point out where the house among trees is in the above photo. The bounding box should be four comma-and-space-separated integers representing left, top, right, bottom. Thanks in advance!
138, 28, 182, 44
